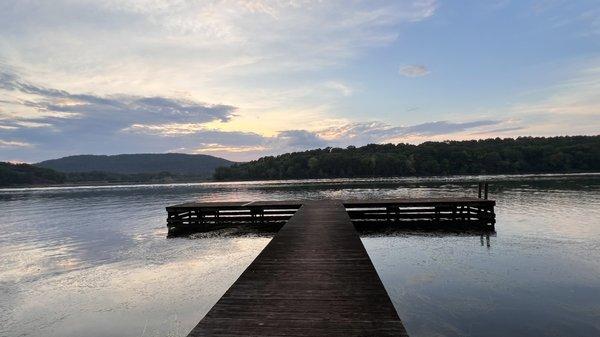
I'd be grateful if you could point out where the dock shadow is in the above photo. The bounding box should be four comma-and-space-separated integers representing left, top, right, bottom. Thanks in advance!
167, 222, 285, 238
354, 221, 495, 235
168, 220, 496, 242
355, 221, 496, 248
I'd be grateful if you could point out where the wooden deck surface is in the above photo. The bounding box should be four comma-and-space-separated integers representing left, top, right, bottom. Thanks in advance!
343, 197, 494, 206
169, 197, 493, 209
187, 200, 408, 336
169, 200, 302, 209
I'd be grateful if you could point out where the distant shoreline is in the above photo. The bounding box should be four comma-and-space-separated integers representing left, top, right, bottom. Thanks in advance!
2, 172, 599, 191
0, 178, 211, 190
4, 136, 598, 188
214, 136, 600, 181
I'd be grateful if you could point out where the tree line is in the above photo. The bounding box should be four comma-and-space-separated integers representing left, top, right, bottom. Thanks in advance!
214, 136, 600, 181
0, 162, 66, 186
0, 162, 203, 187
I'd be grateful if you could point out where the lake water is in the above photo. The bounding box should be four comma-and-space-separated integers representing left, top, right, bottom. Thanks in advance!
1, 174, 599, 337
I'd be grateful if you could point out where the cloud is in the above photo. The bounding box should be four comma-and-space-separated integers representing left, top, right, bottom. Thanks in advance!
402, 120, 498, 135
469, 126, 525, 135
528, 1, 600, 36
123, 123, 211, 136
0, 0, 439, 79
499, 59, 600, 136
0, 1, 441, 142
0, 70, 236, 132
399, 64, 430, 77
273, 130, 329, 150
0, 139, 31, 148
310, 119, 534, 147
323, 81, 354, 97
192, 143, 268, 154
317, 120, 502, 144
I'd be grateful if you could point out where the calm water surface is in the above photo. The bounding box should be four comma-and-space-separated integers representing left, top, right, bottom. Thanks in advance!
1, 174, 599, 337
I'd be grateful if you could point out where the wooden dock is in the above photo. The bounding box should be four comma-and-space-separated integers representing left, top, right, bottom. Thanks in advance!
186, 200, 408, 336
166, 197, 496, 336
167, 198, 495, 235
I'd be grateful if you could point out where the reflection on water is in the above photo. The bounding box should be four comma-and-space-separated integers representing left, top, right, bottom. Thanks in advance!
1, 174, 599, 337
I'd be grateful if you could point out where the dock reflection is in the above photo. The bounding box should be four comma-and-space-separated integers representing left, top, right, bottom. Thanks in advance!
170, 221, 496, 250
355, 222, 496, 249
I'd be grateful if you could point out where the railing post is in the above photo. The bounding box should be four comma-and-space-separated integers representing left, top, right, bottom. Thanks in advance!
385, 206, 391, 223
484, 183, 489, 200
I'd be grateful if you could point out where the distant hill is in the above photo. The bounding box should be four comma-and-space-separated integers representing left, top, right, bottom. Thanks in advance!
0, 160, 221, 187
214, 136, 600, 180
37, 153, 234, 177
1, 162, 66, 187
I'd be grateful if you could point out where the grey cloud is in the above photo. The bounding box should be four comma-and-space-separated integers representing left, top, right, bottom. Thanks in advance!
398, 64, 430, 77
403, 120, 499, 135
0, 139, 31, 148
317, 120, 501, 146
0, 70, 236, 131
274, 130, 328, 149
2, 71, 235, 125
469, 126, 525, 135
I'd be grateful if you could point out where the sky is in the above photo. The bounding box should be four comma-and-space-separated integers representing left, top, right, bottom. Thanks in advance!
0, 0, 599, 163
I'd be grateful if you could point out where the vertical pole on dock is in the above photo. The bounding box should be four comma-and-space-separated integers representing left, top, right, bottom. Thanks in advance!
385, 206, 391, 223
478, 182, 483, 199
484, 183, 489, 200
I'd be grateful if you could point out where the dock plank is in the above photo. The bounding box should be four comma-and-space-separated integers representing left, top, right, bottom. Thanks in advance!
187, 200, 408, 336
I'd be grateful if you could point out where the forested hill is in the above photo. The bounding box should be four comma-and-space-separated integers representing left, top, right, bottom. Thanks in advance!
0, 162, 66, 186
214, 136, 600, 181
1, 154, 230, 187
37, 153, 233, 176
0, 161, 216, 187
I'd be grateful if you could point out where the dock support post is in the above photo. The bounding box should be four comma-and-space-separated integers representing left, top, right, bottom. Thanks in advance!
484, 183, 489, 200
385, 206, 392, 223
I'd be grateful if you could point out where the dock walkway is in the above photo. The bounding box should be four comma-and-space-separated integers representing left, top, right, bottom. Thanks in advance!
187, 200, 408, 336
